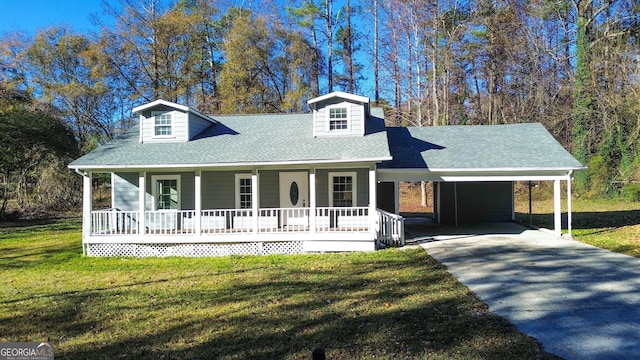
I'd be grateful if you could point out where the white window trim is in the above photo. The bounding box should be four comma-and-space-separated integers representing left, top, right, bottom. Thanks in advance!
326, 103, 351, 133
235, 173, 253, 209
328, 171, 357, 207
151, 175, 181, 210
151, 111, 176, 139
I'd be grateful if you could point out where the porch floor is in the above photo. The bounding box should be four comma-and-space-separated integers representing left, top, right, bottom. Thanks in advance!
93, 226, 371, 236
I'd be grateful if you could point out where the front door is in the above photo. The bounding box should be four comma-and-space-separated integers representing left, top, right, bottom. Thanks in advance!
279, 172, 309, 227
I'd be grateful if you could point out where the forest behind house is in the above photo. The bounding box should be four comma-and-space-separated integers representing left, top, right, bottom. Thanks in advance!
1, 0, 639, 219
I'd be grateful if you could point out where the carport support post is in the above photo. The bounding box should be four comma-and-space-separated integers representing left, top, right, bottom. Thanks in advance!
553, 179, 562, 237
528, 181, 533, 225
567, 171, 573, 238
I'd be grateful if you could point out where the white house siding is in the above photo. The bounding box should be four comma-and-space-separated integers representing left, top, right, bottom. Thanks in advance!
348, 103, 364, 135
258, 170, 281, 207
313, 98, 365, 137
438, 181, 513, 224
201, 171, 239, 209
113, 172, 140, 211
141, 108, 188, 143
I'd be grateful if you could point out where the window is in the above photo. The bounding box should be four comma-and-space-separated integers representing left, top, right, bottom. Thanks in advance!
154, 113, 173, 137
152, 175, 180, 210
329, 107, 348, 130
329, 172, 357, 207
235, 174, 252, 209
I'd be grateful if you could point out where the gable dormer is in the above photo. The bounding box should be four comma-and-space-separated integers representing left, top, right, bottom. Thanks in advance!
307, 92, 370, 138
132, 99, 216, 143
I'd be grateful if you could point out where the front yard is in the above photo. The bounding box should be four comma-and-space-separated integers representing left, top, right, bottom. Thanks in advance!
514, 187, 640, 258
0, 219, 555, 359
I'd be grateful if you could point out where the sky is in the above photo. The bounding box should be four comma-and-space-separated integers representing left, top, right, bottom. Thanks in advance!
0, 0, 374, 95
0, 0, 112, 35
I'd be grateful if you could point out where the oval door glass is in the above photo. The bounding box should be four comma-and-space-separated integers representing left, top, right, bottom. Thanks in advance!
290, 182, 299, 205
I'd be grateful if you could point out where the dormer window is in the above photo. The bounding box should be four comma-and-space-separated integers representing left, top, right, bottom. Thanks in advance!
154, 112, 173, 137
307, 92, 370, 137
329, 107, 349, 130
133, 99, 217, 143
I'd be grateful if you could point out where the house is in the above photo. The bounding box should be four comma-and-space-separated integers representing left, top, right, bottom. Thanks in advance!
69, 91, 585, 257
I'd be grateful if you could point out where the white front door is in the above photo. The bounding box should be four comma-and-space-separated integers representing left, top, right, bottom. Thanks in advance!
279, 172, 309, 227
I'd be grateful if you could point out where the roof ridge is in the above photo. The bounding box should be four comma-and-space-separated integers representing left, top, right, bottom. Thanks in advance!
209, 112, 310, 118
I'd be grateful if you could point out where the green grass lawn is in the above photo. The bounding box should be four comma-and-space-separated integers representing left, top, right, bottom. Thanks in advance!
515, 189, 640, 257
0, 219, 556, 359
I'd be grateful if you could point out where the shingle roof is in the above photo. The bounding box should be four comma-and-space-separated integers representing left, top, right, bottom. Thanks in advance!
381, 123, 584, 171
69, 108, 391, 169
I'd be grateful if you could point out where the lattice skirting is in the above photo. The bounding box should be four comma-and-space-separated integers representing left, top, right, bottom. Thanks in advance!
86, 241, 305, 257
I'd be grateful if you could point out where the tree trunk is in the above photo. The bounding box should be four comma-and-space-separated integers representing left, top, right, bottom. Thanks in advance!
571, 0, 595, 189
421, 181, 428, 207
326, 0, 333, 92
374, 0, 379, 103
431, 0, 440, 126
346, 0, 354, 92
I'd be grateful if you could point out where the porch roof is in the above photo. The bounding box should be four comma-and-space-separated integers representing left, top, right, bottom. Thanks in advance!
380, 123, 585, 172
69, 108, 391, 170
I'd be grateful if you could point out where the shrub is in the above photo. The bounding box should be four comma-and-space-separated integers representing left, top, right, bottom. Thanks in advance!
620, 184, 640, 202
586, 155, 611, 196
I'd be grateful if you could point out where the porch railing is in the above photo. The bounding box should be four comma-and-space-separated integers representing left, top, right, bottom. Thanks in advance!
145, 210, 197, 235
316, 207, 369, 232
260, 208, 310, 233
90, 207, 376, 236
376, 209, 405, 247
199, 209, 253, 234
91, 209, 139, 235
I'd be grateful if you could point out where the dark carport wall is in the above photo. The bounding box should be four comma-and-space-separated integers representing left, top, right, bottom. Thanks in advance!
435, 181, 514, 225
377, 123, 585, 237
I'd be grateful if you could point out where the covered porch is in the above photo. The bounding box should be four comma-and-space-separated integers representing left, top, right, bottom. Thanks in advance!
79, 167, 405, 256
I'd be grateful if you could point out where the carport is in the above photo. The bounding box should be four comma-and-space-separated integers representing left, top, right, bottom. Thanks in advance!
377, 123, 586, 237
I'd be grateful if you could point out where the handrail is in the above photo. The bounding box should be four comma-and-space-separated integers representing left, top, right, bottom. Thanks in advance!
376, 209, 405, 247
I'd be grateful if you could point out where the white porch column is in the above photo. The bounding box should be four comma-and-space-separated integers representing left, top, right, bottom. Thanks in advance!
553, 178, 562, 237
309, 168, 316, 234
139, 172, 146, 235
252, 170, 259, 234
195, 170, 202, 235
567, 171, 573, 238
82, 172, 92, 248
369, 166, 377, 234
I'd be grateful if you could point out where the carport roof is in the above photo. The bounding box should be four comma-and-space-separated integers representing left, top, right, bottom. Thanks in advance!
380, 123, 585, 171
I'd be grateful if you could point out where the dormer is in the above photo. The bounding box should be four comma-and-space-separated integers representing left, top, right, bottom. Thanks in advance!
132, 99, 216, 143
307, 92, 370, 137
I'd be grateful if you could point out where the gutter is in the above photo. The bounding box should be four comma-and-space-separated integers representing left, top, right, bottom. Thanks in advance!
67, 155, 394, 171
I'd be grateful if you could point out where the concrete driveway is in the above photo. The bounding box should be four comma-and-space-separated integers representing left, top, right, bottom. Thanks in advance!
409, 220, 640, 360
